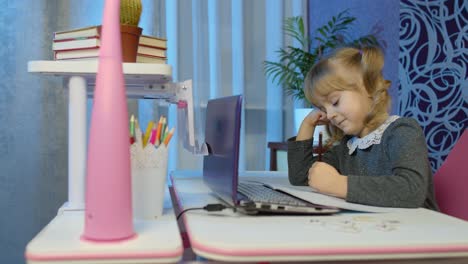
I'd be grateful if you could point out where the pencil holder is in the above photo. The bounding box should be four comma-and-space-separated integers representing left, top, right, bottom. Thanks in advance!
130, 144, 168, 220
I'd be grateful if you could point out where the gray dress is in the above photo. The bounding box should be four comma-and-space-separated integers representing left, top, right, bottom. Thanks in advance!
287, 116, 439, 210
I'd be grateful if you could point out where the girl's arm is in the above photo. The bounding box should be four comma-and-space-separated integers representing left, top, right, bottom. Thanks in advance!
287, 140, 342, 189
288, 110, 325, 185
287, 137, 315, 186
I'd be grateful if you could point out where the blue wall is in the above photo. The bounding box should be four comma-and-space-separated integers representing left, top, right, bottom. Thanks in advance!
399, 0, 467, 171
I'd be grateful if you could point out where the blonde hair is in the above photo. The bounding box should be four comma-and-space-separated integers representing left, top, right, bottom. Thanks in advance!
304, 46, 391, 146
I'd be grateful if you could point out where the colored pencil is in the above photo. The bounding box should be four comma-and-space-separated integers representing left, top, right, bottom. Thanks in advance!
154, 116, 163, 147
163, 127, 174, 146
129, 114, 135, 138
142, 120, 154, 147
159, 117, 166, 142
149, 123, 158, 145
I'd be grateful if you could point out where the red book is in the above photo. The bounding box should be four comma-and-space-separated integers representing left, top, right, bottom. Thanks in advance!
52, 37, 100, 51
139, 35, 167, 49
54, 47, 100, 60
136, 45, 166, 57
136, 54, 167, 64
54, 25, 102, 41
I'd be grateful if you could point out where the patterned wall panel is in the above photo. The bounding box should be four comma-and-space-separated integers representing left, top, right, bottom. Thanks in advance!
399, 0, 467, 172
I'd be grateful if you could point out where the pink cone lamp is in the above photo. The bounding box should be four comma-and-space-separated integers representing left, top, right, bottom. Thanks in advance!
82, 0, 135, 241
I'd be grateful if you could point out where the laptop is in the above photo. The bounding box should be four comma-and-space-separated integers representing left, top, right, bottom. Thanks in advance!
202, 95, 339, 215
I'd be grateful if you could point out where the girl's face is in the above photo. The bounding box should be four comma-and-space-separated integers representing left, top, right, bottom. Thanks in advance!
313, 64, 374, 138
315, 89, 372, 138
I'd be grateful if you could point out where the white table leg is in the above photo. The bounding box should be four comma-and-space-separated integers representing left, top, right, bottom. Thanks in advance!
65, 76, 87, 211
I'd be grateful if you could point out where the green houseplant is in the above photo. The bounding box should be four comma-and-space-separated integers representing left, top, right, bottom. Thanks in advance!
264, 10, 381, 107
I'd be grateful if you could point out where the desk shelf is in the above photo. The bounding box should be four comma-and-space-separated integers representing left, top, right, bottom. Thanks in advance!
28, 60, 201, 211
28, 60, 174, 99
28, 60, 172, 82
26, 61, 184, 263
29, 60, 173, 210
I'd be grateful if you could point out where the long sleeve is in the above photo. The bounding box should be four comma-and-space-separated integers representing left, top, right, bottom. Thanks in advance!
286, 118, 438, 210
287, 137, 314, 186
287, 136, 340, 186
346, 119, 437, 209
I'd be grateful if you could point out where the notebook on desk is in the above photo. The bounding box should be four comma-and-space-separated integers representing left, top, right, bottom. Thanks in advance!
202, 95, 339, 215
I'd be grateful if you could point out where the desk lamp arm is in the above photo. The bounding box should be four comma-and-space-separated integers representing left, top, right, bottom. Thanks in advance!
143, 80, 208, 155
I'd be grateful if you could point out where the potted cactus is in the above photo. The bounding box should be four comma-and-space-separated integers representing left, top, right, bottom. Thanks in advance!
120, 0, 142, 62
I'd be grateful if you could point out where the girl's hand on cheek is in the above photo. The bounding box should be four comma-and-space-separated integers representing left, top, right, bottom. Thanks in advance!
303, 110, 328, 127
297, 110, 328, 141
308, 162, 347, 198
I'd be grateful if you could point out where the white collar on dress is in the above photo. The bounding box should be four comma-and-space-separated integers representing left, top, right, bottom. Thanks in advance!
346, 115, 400, 155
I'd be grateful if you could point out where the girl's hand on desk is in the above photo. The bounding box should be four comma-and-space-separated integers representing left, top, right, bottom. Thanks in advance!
308, 162, 347, 198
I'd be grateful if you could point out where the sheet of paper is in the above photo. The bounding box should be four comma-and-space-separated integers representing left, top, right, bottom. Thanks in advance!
242, 176, 417, 213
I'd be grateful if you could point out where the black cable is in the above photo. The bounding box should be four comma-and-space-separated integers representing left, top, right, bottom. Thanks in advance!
176, 203, 235, 220
176, 207, 204, 220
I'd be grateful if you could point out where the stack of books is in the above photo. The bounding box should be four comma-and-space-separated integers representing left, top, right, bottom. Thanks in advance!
52, 25, 167, 64
53, 25, 101, 60
136, 35, 167, 64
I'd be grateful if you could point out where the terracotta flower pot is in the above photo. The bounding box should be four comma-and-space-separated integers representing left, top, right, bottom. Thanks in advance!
120, 24, 142, 62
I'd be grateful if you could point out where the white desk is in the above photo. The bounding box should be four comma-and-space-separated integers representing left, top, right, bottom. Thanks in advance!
171, 171, 468, 263
25, 61, 184, 263
26, 186, 183, 264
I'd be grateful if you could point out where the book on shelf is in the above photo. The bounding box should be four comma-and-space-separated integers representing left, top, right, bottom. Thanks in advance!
53, 26, 165, 47
53, 37, 165, 53
52, 26, 168, 64
139, 35, 167, 49
53, 37, 100, 51
137, 45, 166, 57
53, 56, 100, 61
54, 55, 167, 64
54, 25, 101, 41
54, 47, 168, 62
136, 54, 167, 64
54, 47, 100, 60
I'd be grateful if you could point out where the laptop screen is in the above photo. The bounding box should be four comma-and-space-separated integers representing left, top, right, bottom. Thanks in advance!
202, 95, 243, 205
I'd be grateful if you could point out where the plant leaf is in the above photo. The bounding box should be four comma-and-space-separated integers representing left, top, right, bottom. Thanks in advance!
263, 8, 383, 103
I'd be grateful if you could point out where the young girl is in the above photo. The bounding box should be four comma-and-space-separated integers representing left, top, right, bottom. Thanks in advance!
288, 46, 438, 210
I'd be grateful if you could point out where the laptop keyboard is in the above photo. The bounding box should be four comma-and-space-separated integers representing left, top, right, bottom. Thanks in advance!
238, 183, 308, 206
